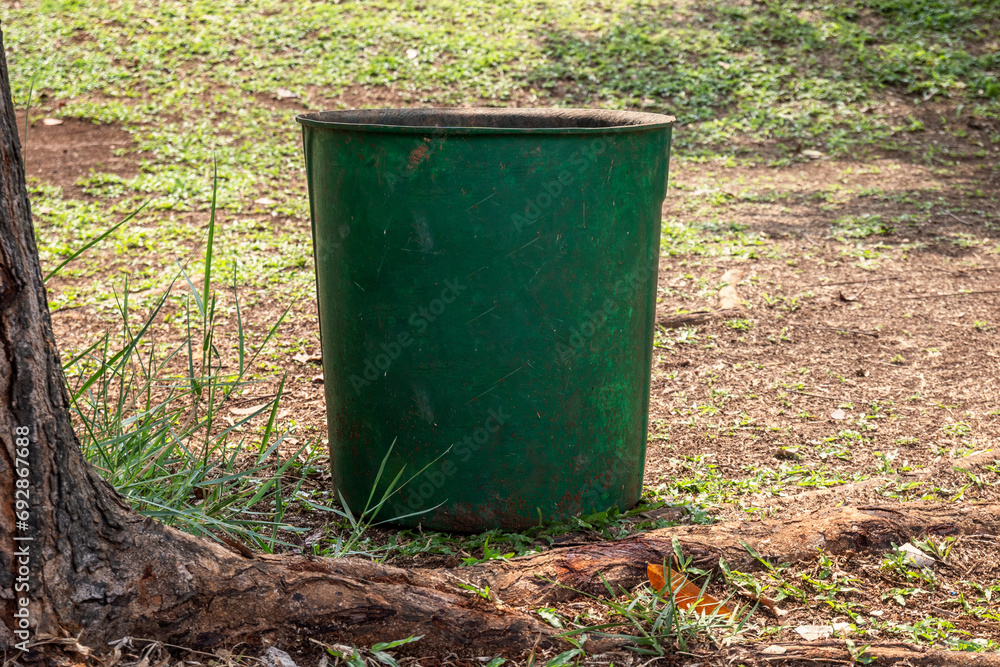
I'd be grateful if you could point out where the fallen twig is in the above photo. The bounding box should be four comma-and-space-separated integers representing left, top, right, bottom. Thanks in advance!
849, 278, 870, 301
732, 586, 787, 619
797, 325, 879, 338
813, 277, 898, 288
902, 289, 1000, 300
789, 389, 844, 402
657, 308, 741, 329
944, 210, 973, 226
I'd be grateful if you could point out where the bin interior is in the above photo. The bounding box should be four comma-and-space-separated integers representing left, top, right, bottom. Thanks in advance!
298, 108, 674, 130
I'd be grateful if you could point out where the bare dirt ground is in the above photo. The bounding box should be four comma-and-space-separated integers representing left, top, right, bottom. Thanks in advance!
18, 107, 1000, 664
652, 153, 1000, 515
20, 114, 138, 197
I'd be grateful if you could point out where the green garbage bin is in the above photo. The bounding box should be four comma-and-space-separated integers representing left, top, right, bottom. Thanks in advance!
298, 108, 673, 532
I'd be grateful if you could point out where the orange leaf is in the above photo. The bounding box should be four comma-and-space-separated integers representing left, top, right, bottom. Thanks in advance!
647, 563, 733, 617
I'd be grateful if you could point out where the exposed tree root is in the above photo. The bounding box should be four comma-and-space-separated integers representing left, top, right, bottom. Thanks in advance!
28, 501, 998, 654
738, 640, 1000, 666
476, 502, 1000, 606
27, 516, 559, 654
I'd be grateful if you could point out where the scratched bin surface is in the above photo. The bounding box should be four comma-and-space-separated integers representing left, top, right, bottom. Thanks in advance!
298, 108, 674, 531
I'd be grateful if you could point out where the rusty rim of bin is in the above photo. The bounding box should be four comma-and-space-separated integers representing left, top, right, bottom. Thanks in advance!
296, 108, 674, 135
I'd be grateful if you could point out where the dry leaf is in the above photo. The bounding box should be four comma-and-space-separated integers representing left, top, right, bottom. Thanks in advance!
761, 645, 787, 655
108, 637, 132, 651
647, 563, 732, 616
293, 352, 322, 364
31, 634, 93, 656
42, 117, 64, 126
795, 624, 833, 641
717, 269, 743, 311
794, 623, 850, 640
899, 543, 935, 568
65, 640, 91, 656
830, 408, 846, 420
263, 646, 299, 667
230, 404, 267, 416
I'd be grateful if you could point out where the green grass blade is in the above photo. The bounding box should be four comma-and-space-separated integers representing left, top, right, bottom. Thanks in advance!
44, 200, 149, 283
233, 260, 245, 376
202, 159, 218, 323
71, 282, 174, 403
257, 373, 286, 458
177, 261, 205, 318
